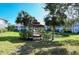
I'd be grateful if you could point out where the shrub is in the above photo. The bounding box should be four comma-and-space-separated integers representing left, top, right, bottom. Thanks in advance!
71, 51, 78, 55
19, 29, 33, 41
6, 25, 16, 32
19, 30, 28, 39
64, 30, 72, 33
62, 33, 69, 37
41, 31, 52, 41
51, 48, 68, 55
14, 29, 19, 32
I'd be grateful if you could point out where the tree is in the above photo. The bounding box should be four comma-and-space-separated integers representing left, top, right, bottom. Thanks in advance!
16, 10, 36, 29
64, 4, 79, 32
16, 10, 30, 27
44, 3, 69, 40
15, 10, 37, 40
7, 25, 16, 31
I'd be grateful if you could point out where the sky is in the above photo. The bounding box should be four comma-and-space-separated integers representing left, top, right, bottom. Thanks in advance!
0, 3, 48, 25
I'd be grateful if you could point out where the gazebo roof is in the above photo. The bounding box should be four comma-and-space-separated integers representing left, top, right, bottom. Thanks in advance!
32, 20, 44, 27
32, 24, 44, 27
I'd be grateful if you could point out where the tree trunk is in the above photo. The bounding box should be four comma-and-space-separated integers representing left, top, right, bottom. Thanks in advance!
52, 26, 55, 40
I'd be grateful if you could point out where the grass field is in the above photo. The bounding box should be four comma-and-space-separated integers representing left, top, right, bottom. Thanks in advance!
55, 34, 79, 41
0, 32, 79, 55
0, 32, 25, 55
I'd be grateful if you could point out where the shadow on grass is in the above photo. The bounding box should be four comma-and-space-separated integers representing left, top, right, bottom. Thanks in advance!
11, 39, 79, 55
35, 47, 68, 55
0, 36, 24, 43
12, 41, 64, 55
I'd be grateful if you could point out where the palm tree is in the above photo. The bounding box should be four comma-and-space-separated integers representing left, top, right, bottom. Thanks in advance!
16, 13, 22, 24
16, 10, 29, 26
16, 10, 35, 29
16, 10, 37, 39
44, 3, 69, 40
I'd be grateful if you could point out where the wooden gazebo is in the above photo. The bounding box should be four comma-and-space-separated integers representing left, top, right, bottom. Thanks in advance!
31, 20, 44, 40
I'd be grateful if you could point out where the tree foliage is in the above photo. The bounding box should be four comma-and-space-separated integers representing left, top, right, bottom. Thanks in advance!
44, 3, 71, 40
15, 10, 37, 40
16, 10, 36, 27
7, 25, 16, 31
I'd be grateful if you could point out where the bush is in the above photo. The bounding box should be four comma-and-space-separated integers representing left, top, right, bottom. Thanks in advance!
71, 51, 78, 55
14, 29, 19, 32
64, 30, 72, 33
62, 33, 69, 37
51, 48, 68, 55
19, 29, 33, 41
6, 25, 16, 32
40, 31, 52, 41
19, 30, 28, 39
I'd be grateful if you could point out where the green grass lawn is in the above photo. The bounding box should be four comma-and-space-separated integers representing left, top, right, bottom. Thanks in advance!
55, 34, 79, 41
0, 32, 79, 55
0, 32, 25, 55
